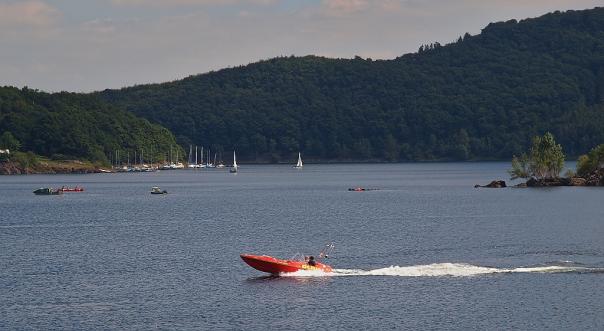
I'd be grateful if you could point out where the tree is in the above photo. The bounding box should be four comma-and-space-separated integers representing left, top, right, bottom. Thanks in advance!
576, 144, 604, 177
508, 132, 565, 180
530, 132, 564, 179
509, 153, 530, 180
383, 134, 399, 161
0, 131, 20, 151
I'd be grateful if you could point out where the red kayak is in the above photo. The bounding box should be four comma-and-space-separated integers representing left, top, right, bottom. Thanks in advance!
240, 254, 333, 274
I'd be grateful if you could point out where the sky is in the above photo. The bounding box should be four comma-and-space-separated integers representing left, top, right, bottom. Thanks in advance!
0, 0, 602, 92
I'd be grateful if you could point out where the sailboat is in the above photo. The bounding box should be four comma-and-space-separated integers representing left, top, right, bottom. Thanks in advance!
293, 152, 303, 169
206, 148, 215, 168
230, 151, 238, 173
198, 146, 206, 168
188, 145, 196, 168
216, 152, 225, 168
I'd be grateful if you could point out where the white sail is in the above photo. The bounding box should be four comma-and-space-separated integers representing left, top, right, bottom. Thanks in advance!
230, 150, 238, 173
294, 152, 303, 168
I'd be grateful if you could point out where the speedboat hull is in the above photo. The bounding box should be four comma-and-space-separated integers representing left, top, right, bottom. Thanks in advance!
240, 254, 332, 274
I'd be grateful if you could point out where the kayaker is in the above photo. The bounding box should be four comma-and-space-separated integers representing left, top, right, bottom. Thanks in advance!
308, 256, 316, 266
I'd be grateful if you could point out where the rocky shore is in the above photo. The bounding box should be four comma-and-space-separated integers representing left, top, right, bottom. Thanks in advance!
0, 160, 108, 175
476, 168, 604, 188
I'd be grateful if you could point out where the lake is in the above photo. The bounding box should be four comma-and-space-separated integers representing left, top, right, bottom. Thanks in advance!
1, 163, 603, 329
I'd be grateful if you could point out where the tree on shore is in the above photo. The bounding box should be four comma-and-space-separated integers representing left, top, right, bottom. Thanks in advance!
0, 131, 20, 152
508, 132, 565, 180
576, 144, 604, 177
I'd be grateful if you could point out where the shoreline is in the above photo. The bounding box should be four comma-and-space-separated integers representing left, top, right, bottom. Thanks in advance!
0, 160, 107, 175
1, 159, 515, 175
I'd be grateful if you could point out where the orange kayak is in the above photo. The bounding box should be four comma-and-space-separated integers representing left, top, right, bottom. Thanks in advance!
240, 254, 333, 274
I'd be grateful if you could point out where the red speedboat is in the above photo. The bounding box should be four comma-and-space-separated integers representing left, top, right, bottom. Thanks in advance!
60, 186, 84, 192
240, 254, 333, 274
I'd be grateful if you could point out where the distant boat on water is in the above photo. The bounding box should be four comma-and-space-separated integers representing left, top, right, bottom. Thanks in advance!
216, 153, 225, 168
33, 187, 63, 195
230, 151, 238, 173
60, 186, 84, 192
294, 152, 303, 169
206, 148, 215, 168
188, 145, 196, 168
150, 186, 168, 194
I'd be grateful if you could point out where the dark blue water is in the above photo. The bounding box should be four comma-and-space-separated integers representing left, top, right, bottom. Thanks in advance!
1, 163, 603, 329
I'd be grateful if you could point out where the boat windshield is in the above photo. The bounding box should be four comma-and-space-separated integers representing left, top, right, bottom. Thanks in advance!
289, 243, 335, 261
319, 243, 335, 258
290, 252, 307, 262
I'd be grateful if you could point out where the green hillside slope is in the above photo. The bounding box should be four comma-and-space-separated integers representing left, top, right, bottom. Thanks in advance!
97, 7, 604, 162
0, 87, 180, 164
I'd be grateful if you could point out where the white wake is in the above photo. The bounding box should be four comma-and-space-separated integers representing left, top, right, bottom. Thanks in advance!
279, 263, 600, 278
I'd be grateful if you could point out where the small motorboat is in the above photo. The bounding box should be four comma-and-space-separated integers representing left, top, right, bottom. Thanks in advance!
241, 243, 335, 275
240, 254, 332, 274
150, 186, 168, 194
348, 187, 366, 191
33, 188, 63, 195
348, 187, 379, 192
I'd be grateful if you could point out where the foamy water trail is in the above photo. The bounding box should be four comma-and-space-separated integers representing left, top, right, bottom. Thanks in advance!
280, 263, 603, 278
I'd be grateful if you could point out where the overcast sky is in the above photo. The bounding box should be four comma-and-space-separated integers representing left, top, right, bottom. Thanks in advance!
0, 0, 601, 92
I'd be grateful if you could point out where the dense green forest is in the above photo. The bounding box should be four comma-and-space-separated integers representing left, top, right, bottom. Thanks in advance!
0, 87, 181, 164
2, 8, 603, 164
97, 7, 604, 162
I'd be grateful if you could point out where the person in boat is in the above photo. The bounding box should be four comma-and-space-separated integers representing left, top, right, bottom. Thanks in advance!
308, 256, 316, 266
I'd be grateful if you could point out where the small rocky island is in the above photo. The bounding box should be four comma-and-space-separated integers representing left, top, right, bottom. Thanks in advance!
477, 132, 604, 188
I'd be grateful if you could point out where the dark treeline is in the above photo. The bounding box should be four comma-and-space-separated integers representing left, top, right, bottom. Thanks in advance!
0, 87, 181, 164
97, 7, 604, 162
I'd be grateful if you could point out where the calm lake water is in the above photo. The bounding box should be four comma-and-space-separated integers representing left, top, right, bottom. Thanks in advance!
1, 163, 603, 330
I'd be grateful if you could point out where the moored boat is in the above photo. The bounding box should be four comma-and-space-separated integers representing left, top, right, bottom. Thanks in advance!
230, 150, 238, 173
150, 186, 168, 194
294, 152, 303, 169
33, 188, 63, 195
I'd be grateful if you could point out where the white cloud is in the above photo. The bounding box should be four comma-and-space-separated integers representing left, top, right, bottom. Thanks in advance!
321, 0, 369, 15
0, 0, 59, 28
0, 0, 602, 91
82, 18, 118, 34
110, 0, 277, 6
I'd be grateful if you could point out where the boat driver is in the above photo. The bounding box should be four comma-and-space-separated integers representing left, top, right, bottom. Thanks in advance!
308, 256, 316, 266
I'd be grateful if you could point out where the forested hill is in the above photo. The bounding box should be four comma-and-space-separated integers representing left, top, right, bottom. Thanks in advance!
0, 87, 180, 163
99, 7, 604, 162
